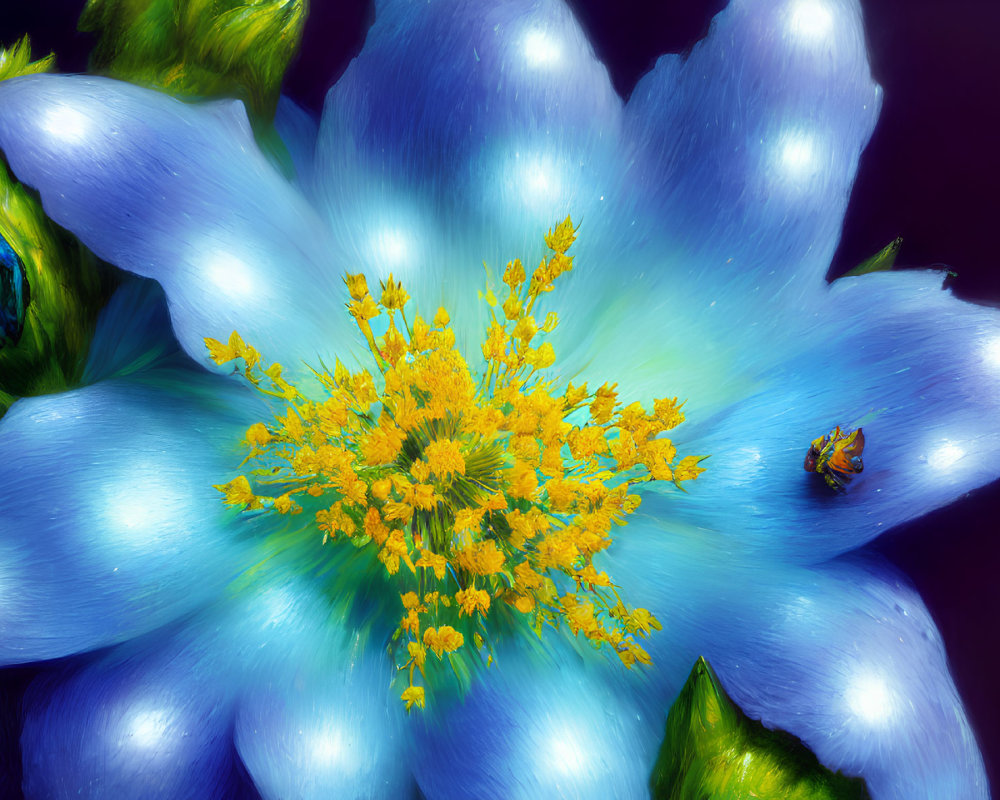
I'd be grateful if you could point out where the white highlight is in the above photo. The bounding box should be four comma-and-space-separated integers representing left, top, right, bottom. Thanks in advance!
930, 442, 965, 470
205, 251, 256, 297
307, 723, 359, 775
787, 0, 834, 41
544, 726, 588, 776
41, 105, 91, 143
779, 134, 816, 176
845, 672, 894, 724
126, 707, 171, 749
983, 336, 1000, 368
371, 227, 411, 266
310, 729, 345, 764
517, 153, 563, 208
103, 461, 192, 545
522, 29, 561, 67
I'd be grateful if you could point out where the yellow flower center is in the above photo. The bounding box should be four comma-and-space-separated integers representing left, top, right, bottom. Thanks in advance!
206, 216, 706, 710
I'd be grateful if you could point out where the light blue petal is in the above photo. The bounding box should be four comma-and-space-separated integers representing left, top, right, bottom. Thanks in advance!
538, 0, 882, 416
0, 361, 264, 665
208, 568, 415, 798
314, 0, 626, 347
601, 523, 988, 799
637, 271, 1000, 560
0, 75, 353, 378
20, 627, 241, 799
233, 637, 415, 799
412, 636, 653, 800
20, 560, 412, 798
623, 0, 880, 293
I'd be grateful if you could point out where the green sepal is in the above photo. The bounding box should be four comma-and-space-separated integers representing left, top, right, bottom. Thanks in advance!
78, 0, 307, 125
841, 237, 902, 278
0, 36, 55, 82
650, 657, 871, 800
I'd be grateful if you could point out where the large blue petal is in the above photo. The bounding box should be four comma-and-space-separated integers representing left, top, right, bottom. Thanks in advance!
230, 573, 415, 799
623, 0, 880, 293
20, 625, 241, 798
314, 0, 627, 349
406, 519, 985, 798
0, 335, 264, 664
633, 270, 1000, 560
412, 636, 653, 800
0, 75, 353, 378
601, 522, 989, 799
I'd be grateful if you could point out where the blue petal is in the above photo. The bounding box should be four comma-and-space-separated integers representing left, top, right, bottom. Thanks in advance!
314, 0, 626, 341
0, 75, 353, 378
20, 627, 241, 799
412, 637, 653, 800
643, 271, 1000, 560
0, 358, 264, 664
624, 0, 880, 293
209, 568, 415, 798
602, 523, 989, 799
233, 638, 414, 798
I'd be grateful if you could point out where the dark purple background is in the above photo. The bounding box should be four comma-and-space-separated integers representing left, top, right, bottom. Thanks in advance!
1, 0, 998, 795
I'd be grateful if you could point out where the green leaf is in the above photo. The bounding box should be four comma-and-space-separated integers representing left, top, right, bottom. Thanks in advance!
650, 657, 871, 800
78, 0, 307, 126
841, 237, 902, 278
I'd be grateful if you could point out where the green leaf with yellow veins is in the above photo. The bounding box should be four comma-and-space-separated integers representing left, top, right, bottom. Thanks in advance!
0, 39, 116, 418
650, 657, 872, 800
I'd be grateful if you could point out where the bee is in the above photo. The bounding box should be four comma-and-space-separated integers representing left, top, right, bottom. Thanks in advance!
804, 426, 865, 490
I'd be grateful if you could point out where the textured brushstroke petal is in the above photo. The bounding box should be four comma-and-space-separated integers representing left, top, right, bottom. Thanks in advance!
536, 0, 882, 418
411, 636, 652, 800
20, 627, 241, 799
172, 565, 415, 798
623, 0, 880, 293
0, 74, 352, 378
601, 523, 989, 800
232, 598, 415, 798
639, 271, 1000, 560
0, 357, 264, 664
315, 0, 624, 347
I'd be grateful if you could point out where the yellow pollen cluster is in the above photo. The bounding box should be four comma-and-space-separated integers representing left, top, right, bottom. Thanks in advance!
207, 216, 706, 710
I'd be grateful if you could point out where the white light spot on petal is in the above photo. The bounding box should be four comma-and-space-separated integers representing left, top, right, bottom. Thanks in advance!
541, 725, 589, 776
205, 251, 256, 297
310, 729, 344, 764
41, 105, 91, 143
522, 29, 561, 67
371, 227, 410, 266
126, 707, 171, 749
518, 155, 563, 209
780, 135, 816, 176
307, 723, 359, 775
982, 336, 1000, 368
788, 0, 834, 41
845, 672, 894, 725
930, 442, 965, 470
104, 463, 190, 544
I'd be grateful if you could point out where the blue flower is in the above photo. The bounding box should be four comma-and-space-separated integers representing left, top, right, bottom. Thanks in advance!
0, 0, 996, 797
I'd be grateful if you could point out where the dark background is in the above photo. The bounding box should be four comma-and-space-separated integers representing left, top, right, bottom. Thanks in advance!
2, 0, 998, 794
